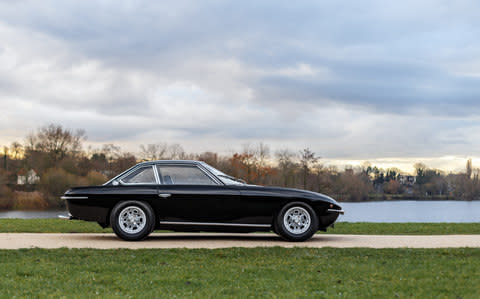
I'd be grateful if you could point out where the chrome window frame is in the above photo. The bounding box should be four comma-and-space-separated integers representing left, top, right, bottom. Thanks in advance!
117, 165, 159, 185
155, 163, 222, 186
104, 161, 225, 186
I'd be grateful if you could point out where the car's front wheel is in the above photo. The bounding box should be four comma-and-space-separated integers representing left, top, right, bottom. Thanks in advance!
110, 201, 155, 241
275, 202, 318, 242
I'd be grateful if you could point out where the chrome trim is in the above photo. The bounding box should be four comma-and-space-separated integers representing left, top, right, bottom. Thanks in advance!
104, 161, 226, 186
155, 163, 222, 186
61, 196, 88, 200
160, 221, 271, 228
327, 209, 345, 215
153, 165, 161, 184
58, 213, 73, 220
103, 163, 140, 185
118, 165, 158, 185
195, 164, 223, 185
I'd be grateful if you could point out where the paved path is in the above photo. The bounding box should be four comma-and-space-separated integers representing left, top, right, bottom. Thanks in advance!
1, 233, 480, 249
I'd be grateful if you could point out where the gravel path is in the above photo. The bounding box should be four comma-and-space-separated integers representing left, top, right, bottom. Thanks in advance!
1, 233, 480, 249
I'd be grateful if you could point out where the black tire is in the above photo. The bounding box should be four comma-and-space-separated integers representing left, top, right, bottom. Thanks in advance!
275, 201, 318, 242
110, 201, 155, 241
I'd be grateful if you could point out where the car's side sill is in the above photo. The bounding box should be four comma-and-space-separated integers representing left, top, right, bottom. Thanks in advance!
160, 221, 271, 228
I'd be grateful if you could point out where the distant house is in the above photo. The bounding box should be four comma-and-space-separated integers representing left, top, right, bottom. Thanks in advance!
17, 169, 40, 185
398, 175, 416, 186
398, 175, 416, 194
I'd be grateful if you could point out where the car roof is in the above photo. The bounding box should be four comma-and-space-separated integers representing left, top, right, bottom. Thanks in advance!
136, 160, 203, 166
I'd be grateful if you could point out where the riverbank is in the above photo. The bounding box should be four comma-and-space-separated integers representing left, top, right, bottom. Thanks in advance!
1, 219, 479, 235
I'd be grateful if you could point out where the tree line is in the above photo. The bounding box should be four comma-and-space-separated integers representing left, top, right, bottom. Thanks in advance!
1, 124, 479, 210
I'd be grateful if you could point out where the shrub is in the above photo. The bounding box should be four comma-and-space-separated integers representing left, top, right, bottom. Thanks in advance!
13, 191, 49, 210
39, 168, 78, 206
86, 171, 107, 186
0, 186, 14, 210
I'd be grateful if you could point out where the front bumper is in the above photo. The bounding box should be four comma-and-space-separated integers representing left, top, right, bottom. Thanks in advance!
327, 208, 345, 215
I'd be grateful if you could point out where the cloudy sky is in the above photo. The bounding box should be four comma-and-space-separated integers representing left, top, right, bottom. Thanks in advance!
1, 0, 480, 172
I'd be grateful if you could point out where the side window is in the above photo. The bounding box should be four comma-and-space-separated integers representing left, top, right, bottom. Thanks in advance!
156, 165, 217, 185
120, 166, 156, 184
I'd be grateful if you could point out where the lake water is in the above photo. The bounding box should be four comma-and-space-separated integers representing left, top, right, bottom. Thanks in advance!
0, 201, 479, 222
0, 210, 69, 219
338, 201, 480, 223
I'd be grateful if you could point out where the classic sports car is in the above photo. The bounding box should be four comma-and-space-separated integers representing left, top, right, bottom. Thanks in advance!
62, 160, 344, 241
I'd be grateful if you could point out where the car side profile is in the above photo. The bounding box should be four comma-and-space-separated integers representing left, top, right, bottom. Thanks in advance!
62, 160, 344, 241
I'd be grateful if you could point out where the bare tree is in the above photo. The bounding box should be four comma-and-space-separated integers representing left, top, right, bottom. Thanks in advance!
255, 143, 271, 184
276, 149, 297, 187
241, 143, 258, 179
26, 124, 86, 161
257, 143, 270, 167
140, 143, 168, 161
10, 142, 23, 160
168, 144, 187, 160
299, 148, 320, 189
101, 144, 122, 162
2, 146, 7, 170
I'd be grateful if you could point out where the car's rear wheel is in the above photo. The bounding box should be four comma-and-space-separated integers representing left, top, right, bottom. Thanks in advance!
110, 201, 155, 241
275, 202, 318, 242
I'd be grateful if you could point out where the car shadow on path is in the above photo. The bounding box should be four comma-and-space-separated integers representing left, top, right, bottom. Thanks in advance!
78, 233, 352, 244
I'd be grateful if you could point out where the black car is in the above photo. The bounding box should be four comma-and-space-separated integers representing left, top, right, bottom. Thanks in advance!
62, 160, 344, 241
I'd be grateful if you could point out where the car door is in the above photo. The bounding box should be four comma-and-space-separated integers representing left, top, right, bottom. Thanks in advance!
154, 164, 241, 223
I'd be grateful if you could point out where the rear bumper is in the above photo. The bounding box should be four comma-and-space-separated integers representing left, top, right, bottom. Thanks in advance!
64, 198, 109, 224
58, 213, 77, 220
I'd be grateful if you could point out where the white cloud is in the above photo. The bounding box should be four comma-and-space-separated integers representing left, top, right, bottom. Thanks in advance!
1, 1, 480, 172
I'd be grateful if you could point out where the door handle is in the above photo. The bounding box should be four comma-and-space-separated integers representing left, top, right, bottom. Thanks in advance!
158, 193, 172, 198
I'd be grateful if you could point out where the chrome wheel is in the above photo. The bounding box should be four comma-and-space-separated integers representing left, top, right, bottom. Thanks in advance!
118, 206, 146, 234
283, 206, 311, 235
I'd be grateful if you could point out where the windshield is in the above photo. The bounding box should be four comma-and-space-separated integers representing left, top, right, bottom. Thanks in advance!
201, 163, 246, 185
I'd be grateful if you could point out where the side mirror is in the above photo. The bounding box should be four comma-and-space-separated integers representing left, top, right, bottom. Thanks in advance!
112, 180, 120, 186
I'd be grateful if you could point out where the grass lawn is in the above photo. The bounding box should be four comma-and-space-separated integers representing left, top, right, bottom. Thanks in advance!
0, 219, 479, 235
0, 247, 478, 298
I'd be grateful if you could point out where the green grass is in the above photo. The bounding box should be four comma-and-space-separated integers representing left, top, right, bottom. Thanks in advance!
0, 219, 479, 235
0, 218, 113, 233
330, 222, 480, 235
0, 247, 478, 298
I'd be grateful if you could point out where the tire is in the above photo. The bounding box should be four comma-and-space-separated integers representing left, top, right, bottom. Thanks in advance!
275, 202, 318, 242
110, 201, 155, 241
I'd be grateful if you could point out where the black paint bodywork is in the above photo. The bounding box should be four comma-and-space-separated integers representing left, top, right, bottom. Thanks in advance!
63, 161, 343, 233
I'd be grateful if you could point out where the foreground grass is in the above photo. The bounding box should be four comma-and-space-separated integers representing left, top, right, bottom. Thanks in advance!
0, 219, 479, 235
0, 218, 112, 233
0, 247, 478, 298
